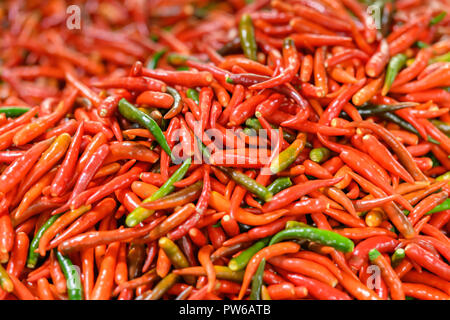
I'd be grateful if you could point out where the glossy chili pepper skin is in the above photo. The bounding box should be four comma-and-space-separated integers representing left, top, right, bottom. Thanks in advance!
126, 157, 191, 227
0, 107, 31, 118
369, 249, 405, 300
118, 98, 171, 156
239, 14, 258, 61
270, 133, 306, 174
55, 249, 84, 300
140, 181, 203, 211
147, 49, 168, 70
249, 258, 266, 300
382, 54, 408, 95
219, 167, 272, 202
1, 0, 450, 303
0, 138, 54, 194
263, 177, 343, 212
228, 237, 270, 271
269, 226, 354, 253
27, 213, 63, 269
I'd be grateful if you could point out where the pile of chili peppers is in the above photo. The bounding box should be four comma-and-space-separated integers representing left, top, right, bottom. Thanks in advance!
0, 0, 449, 301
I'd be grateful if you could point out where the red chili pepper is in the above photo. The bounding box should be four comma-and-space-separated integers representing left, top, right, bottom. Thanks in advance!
319, 78, 366, 125
404, 243, 450, 282
0, 137, 54, 194
262, 177, 343, 212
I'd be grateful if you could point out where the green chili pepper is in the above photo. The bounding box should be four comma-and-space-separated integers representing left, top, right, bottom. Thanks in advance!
415, 41, 429, 49
176, 66, 190, 71
167, 53, 188, 66
358, 102, 416, 115
426, 198, 450, 215
0, 264, 13, 293
228, 237, 270, 271
380, 112, 420, 135
266, 177, 293, 195
150, 34, 159, 42
309, 147, 331, 163
436, 171, 450, 182
249, 258, 266, 300
219, 167, 272, 201
430, 120, 450, 136
428, 152, 441, 167
383, 123, 435, 145
186, 88, 200, 105
197, 134, 272, 205
270, 135, 306, 174
285, 220, 310, 229
147, 48, 167, 69
159, 237, 190, 269
144, 181, 203, 209
427, 136, 441, 145
165, 86, 182, 118
167, 53, 200, 67
245, 118, 296, 143
368, 248, 382, 262
243, 127, 257, 137
213, 266, 245, 282
125, 157, 192, 227
382, 53, 407, 95
430, 52, 450, 63
197, 136, 212, 162
54, 249, 83, 300
391, 248, 405, 268
159, 237, 195, 284
27, 213, 63, 268
118, 98, 172, 156
245, 118, 263, 130
0, 106, 30, 118
239, 14, 258, 61
430, 11, 447, 25
341, 103, 417, 126
269, 226, 355, 252
137, 273, 180, 300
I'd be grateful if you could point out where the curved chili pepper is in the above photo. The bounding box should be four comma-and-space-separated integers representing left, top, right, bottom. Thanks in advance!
118, 98, 171, 156
49, 198, 116, 249
277, 269, 350, 300
239, 14, 258, 61
369, 249, 405, 300
404, 243, 450, 281
238, 241, 300, 299
0, 137, 54, 194
26, 212, 63, 269
141, 181, 202, 210
126, 157, 191, 227
54, 250, 83, 300
263, 176, 343, 212
270, 225, 354, 252
346, 121, 428, 182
